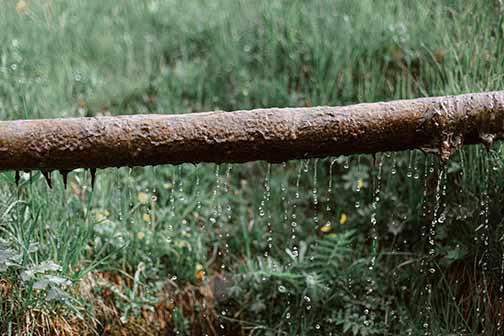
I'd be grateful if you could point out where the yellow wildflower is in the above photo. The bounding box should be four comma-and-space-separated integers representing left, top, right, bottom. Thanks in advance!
357, 179, 364, 189
137, 231, 145, 240
320, 224, 332, 233
95, 212, 105, 222
143, 213, 151, 222
195, 264, 205, 280
339, 213, 348, 225
138, 192, 149, 204
329, 233, 338, 238
195, 270, 205, 281
104, 209, 111, 217
16, 1, 27, 13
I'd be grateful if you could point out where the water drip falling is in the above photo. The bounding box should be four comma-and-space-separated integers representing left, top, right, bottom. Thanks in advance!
177, 165, 185, 202
323, 158, 337, 231
224, 164, 233, 223
261, 163, 273, 257
420, 156, 433, 260
370, 155, 384, 266
303, 159, 310, 173
422, 160, 447, 336
281, 162, 289, 236
279, 161, 293, 327
210, 165, 222, 226
418, 155, 433, 332
220, 164, 233, 273
355, 155, 363, 209
476, 148, 491, 333
457, 150, 466, 220
391, 152, 398, 175
406, 151, 414, 178
169, 167, 176, 219
210, 165, 226, 271
413, 151, 420, 180
289, 161, 304, 261
428, 166, 445, 257
364, 154, 384, 330
356, 156, 362, 192
312, 159, 319, 228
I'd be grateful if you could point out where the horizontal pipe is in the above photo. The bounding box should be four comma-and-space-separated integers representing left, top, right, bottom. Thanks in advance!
0, 91, 503, 172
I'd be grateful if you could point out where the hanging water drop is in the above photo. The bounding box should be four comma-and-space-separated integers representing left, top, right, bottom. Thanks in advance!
303, 159, 310, 173
90, 168, 96, 189
391, 152, 397, 175
406, 151, 414, 178
61, 170, 69, 189
289, 161, 304, 260
325, 158, 336, 213
42, 170, 52, 188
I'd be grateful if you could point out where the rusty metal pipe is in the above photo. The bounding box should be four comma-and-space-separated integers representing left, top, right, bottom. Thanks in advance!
1, 91, 504, 172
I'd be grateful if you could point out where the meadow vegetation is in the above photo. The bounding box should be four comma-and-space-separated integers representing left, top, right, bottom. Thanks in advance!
1, 0, 504, 335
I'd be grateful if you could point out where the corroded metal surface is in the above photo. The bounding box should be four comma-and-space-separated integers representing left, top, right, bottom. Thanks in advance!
0, 91, 503, 172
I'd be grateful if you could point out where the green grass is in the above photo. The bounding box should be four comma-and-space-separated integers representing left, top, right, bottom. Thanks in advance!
1, 0, 504, 335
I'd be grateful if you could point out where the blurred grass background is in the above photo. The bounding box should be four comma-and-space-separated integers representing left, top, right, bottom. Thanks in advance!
1, 0, 504, 335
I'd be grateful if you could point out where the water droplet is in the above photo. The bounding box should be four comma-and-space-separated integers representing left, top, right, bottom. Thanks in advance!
61, 170, 69, 189
42, 170, 52, 188
90, 168, 97, 189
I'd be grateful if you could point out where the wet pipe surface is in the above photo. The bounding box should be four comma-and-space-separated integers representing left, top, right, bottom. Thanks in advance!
0, 91, 503, 185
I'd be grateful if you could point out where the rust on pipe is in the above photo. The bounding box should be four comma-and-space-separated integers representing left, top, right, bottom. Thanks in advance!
0, 90, 503, 172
